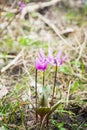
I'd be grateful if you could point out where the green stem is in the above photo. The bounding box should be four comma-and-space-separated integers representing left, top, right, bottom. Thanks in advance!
35, 68, 38, 123
51, 63, 57, 106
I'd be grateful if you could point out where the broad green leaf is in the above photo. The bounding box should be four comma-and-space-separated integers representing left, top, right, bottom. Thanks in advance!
37, 107, 50, 118
48, 100, 62, 116
38, 86, 50, 107
38, 92, 49, 107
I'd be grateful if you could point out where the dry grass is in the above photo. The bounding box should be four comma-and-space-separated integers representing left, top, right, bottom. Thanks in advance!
0, 1, 87, 129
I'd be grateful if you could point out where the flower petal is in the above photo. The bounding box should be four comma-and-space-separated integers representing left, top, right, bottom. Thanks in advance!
40, 48, 45, 59
47, 48, 54, 64
60, 55, 67, 65
56, 49, 62, 61
36, 49, 48, 71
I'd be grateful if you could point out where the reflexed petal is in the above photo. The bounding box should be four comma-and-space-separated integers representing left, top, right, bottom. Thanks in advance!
47, 48, 66, 66
60, 55, 67, 65
48, 48, 53, 60
37, 48, 46, 62
40, 48, 45, 59
56, 49, 62, 61
47, 48, 54, 64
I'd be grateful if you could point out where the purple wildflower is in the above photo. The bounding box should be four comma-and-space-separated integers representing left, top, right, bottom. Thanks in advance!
18, 1, 26, 12
47, 48, 66, 66
36, 49, 48, 71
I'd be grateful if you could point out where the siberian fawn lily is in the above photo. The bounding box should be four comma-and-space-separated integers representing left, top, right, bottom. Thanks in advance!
35, 48, 66, 126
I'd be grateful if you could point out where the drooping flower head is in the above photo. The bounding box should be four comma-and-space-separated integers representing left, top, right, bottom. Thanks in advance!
36, 49, 48, 71
47, 48, 66, 66
18, 1, 26, 12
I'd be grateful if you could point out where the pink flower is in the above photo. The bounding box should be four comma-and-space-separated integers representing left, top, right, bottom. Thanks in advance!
36, 49, 48, 71
18, 1, 26, 12
47, 48, 66, 66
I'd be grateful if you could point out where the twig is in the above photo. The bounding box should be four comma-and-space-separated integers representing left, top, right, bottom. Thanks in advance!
28, 123, 40, 130
77, 31, 87, 60
20, 0, 61, 19
72, 72, 87, 81
7, 26, 15, 40
0, 0, 61, 14
0, 55, 16, 59
0, 15, 16, 37
77, 120, 86, 130
11, 0, 17, 9
72, 91, 87, 97
1, 48, 25, 73
61, 28, 75, 35
36, 13, 68, 45
40, 114, 48, 130
66, 81, 71, 106
37, 12, 82, 54
0, 0, 61, 37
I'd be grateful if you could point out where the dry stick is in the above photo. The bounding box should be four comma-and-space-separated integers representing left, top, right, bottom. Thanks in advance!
37, 13, 77, 52
0, 0, 61, 14
66, 81, 71, 106
37, 13, 68, 45
22, 59, 37, 111
40, 114, 48, 130
29, 123, 40, 130
0, 17, 14, 36
0, 13, 18, 37
20, 0, 61, 19
73, 91, 87, 97
0, 55, 16, 59
11, 0, 17, 8
35, 68, 38, 123
1, 48, 25, 73
0, 1, 61, 38
37, 13, 81, 54
72, 73, 87, 81
77, 31, 87, 61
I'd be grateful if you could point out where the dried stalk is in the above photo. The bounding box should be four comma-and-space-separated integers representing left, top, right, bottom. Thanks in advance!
1, 48, 25, 73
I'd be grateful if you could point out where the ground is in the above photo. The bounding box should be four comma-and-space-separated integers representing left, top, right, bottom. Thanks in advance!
0, 0, 87, 130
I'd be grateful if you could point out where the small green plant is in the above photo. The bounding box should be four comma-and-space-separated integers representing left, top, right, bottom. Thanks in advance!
51, 119, 65, 130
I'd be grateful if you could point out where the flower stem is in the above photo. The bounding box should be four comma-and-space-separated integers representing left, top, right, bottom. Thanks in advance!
35, 68, 38, 123
43, 71, 45, 87
46, 115, 49, 127
51, 63, 57, 105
